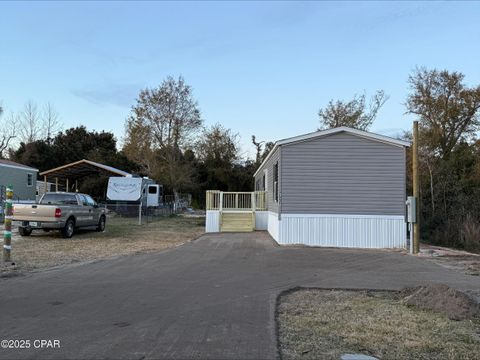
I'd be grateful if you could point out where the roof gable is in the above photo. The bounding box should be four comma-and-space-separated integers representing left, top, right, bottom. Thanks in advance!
253, 127, 410, 177
277, 127, 410, 148
0, 159, 38, 171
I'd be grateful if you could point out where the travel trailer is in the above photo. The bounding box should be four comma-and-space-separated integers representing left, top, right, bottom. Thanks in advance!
107, 176, 163, 207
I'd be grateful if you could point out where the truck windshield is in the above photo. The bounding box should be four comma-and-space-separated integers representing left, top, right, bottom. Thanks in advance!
40, 194, 78, 205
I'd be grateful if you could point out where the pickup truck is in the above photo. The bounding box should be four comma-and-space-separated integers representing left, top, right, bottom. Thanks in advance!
13, 192, 106, 238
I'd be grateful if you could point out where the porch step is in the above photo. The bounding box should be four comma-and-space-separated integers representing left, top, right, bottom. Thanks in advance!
221, 212, 253, 232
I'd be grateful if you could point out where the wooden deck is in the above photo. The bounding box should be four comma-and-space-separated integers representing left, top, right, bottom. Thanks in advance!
206, 191, 267, 233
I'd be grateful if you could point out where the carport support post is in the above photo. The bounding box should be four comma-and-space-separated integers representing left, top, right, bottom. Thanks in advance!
66, 178, 69, 192
138, 203, 142, 225
55, 177, 58, 192
413, 121, 420, 254
3, 185, 13, 263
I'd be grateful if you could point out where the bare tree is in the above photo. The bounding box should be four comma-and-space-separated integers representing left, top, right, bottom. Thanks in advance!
19, 100, 42, 144
42, 102, 62, 143
251, 135, 264, 165
0, 111, 18, 158
318, 90, 389, 131
0, 101, 61, 154
251, 135, 274, 165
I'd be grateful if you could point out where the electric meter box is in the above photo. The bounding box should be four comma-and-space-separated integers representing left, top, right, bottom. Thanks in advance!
406, 196, 416, 223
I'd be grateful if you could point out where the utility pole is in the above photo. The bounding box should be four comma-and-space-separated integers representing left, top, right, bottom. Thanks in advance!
412, 121, 420, 254
3, 185, 13, 263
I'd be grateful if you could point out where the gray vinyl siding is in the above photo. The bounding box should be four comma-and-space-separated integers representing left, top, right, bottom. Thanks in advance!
281, 132, 406, 215
254, 147, 280, 214
0, 166, 37, 201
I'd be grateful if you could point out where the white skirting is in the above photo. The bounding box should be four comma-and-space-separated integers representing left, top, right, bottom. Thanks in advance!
276, 213, 406, 249
255, 211, 268, 230
205, 210, 269, 232
268, 211, 280, 241
206, 210, 406, 249
206, 210, 220, 232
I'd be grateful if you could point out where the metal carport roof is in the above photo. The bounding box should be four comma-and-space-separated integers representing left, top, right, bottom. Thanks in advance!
39, 159, 130, 181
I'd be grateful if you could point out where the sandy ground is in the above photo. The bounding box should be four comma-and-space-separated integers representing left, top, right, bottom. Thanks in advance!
418, 244, 480, 276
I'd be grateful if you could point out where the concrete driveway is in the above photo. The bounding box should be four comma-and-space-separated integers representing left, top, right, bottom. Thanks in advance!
1, 232, 479, 360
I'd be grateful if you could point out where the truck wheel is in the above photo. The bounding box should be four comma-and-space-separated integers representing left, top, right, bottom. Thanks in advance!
96, 216, 106, 232
62, 218, 75, 238
19, 227, 32, 236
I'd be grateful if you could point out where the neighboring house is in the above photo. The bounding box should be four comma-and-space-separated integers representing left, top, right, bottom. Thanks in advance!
252, 127, 410, 248
0, 160, 38, 201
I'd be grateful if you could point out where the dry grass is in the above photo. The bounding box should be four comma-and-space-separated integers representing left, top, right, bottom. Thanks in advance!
278, 289, 480, 360
1, 215, 204, 273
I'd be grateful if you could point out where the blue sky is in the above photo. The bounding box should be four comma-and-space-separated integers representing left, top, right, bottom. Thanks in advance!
1, 1, 479, 159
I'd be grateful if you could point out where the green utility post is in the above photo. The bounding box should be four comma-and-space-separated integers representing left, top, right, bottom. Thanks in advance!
3, 185, 13, 263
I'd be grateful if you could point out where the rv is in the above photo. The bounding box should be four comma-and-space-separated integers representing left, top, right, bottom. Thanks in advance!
107, 176, 163, 207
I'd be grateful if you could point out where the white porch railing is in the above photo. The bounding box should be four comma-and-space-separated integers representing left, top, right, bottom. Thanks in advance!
206, 190, 267, 211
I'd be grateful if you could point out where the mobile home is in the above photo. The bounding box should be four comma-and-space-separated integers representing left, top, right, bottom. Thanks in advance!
207, 127, 410, 249
0, 160, 38, 201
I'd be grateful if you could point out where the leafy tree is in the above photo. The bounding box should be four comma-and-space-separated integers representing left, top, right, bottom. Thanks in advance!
230, 160, 256, 192
52, 126, 117, 166
197, 124, 238, 165
318, 90, 388, 130
11, 140, 56, 171
11, 126, 138, 199
196, 124, 240, 191
405, 68, 480, 252
124, 76, 203, 195
406, 68, 480, 160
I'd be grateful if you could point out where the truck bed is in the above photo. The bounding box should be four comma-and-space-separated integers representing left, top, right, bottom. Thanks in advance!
13, 203, 61, 223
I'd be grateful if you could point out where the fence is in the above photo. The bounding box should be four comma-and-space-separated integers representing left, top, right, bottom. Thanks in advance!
102, 195, 192, 225
0, 186, 193, 225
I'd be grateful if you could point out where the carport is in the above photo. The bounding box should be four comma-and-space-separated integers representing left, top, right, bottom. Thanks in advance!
39, 159, 131, 193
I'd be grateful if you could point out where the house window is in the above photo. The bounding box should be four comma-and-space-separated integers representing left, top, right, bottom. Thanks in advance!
27, 173, 33, 187
273, 162, 279, 202
262, 173, 266, 191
